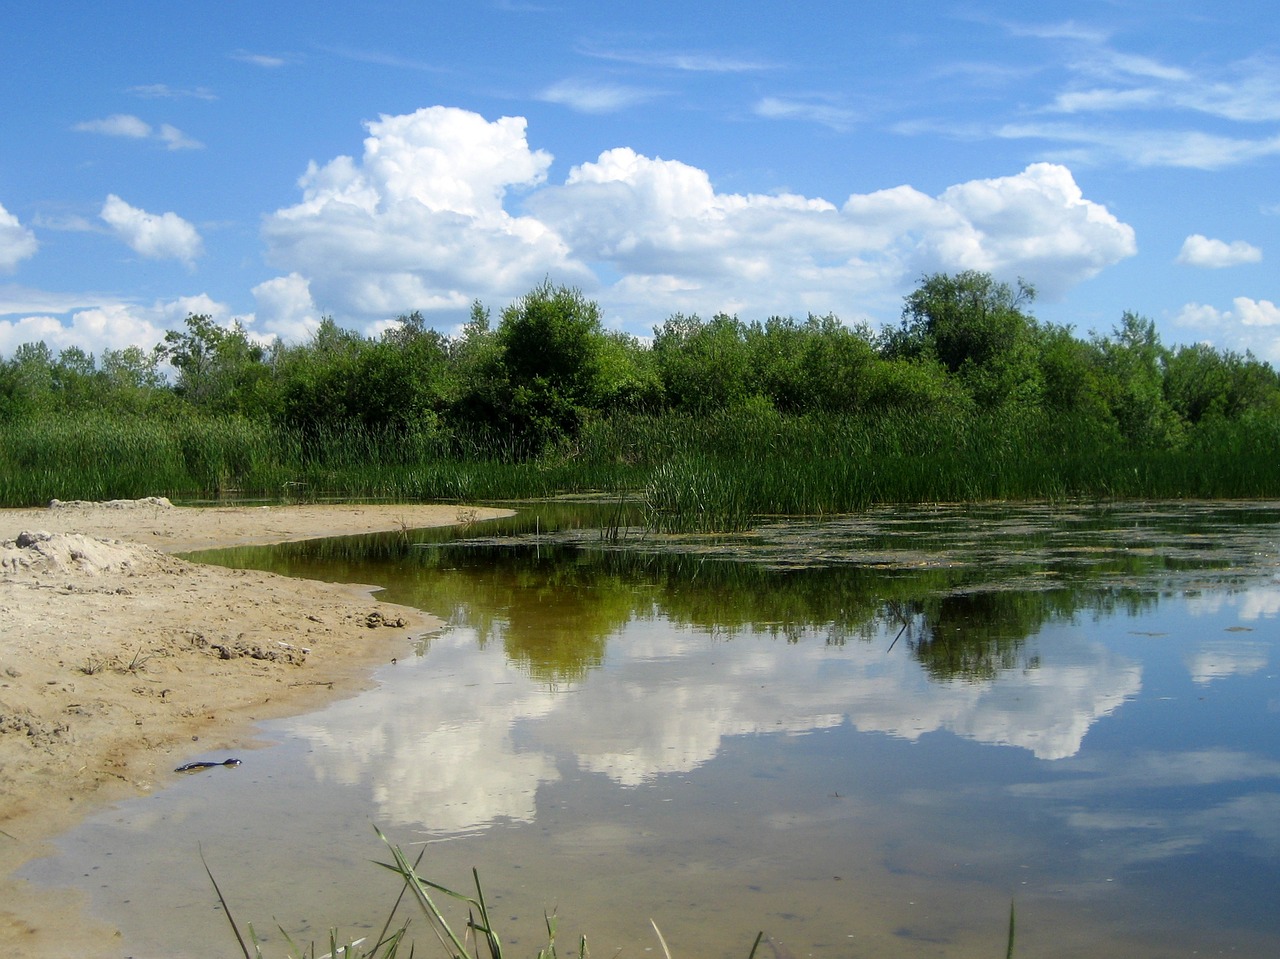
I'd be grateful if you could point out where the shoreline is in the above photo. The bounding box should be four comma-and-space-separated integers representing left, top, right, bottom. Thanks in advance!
0, 499, 513, 958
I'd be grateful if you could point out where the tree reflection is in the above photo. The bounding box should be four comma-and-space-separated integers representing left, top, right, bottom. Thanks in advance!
192, 509, 1173, 686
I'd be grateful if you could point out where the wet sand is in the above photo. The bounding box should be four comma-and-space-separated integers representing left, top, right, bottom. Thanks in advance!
0, 499, 511, 957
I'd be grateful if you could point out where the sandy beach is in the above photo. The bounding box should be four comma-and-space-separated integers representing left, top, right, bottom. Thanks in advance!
0, 498, 512, 957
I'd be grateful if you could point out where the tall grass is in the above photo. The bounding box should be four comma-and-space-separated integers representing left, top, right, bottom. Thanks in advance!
4, 407, 1278, 527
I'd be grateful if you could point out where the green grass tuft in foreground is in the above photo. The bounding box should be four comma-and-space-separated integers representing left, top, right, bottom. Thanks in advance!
204, 827, 1017, 959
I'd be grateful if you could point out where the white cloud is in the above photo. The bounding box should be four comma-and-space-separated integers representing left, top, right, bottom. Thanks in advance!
262, 106, 591, 320
578, 44, 773, 73
0, 301, 173, 358
100, 194, 204, 265
1173, 298, 1280, 363
1177, 234, 1263, 268
252, 273, 321, 341
754, 96, 858, 131
73, 113, 203, 150
157, 123, 202, 150
0, 202, 38, 271
261, 106, 1135, 330
1050, 55, 1280, 123
128, 83, 217, 101
536, 153, 1134, 310
74, 113, 152, 139
997, 121, 1280, 169
1233, 296, 1280, 327
538, 78, 657, 113
232, 50, 287, 68
0, 291, 262, 363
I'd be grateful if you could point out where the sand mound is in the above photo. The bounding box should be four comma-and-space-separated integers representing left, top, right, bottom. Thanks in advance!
47, 496, 174, 511
0, 530, 171, 576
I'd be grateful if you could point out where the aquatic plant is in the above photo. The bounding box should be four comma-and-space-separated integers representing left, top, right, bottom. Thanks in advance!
205, 826, 771, 959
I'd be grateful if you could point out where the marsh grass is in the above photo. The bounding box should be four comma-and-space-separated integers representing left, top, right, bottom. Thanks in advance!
205, 827, 767, 959
204, 828, 1016, 958
4, 406, 1277, 527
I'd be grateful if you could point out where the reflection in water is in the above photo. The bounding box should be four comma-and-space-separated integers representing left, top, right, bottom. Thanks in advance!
27, 502, 1280, 958
288, 600, 1140, 841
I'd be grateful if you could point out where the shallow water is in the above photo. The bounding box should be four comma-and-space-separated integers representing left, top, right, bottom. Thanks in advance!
22, 501, 1280, 958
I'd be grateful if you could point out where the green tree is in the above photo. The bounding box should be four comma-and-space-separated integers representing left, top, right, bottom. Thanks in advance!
158, 313, 273, 414
746, 313, 881, 414
1034, 322, 1113, 425
1164, 343, 1280, 424
652, 312, 755, 412
887, 271, 1042, 408
455, 281, 619, 455
0, 342, 56, 416
1094, 312, 1182, 446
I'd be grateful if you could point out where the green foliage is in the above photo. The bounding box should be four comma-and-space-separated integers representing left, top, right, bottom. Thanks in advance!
652, 312, 754, 412
1093, 311, 1184, 447
889, 271, 1042, 408
3, 273, 1280, 516
157, 314, 274, 415
276, 314, 450, 437
462, 279, 634, 455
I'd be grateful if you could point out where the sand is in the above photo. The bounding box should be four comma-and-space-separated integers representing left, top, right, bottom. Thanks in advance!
0, 498, 512, 957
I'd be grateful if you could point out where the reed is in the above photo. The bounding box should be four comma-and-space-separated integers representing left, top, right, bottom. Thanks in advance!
206, 826, 769, 959
4, 406, 1278, 523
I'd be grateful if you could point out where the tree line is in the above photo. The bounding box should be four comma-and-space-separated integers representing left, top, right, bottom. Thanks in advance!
3, 272, 1279, 458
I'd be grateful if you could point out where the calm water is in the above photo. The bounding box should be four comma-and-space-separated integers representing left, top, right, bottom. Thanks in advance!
23, 502, 1280, 958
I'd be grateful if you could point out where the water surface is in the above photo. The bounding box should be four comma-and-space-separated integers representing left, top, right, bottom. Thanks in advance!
24, 501, 1280, 958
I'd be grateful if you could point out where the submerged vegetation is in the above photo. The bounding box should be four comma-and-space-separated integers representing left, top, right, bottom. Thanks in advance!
3, 273, 1279, 527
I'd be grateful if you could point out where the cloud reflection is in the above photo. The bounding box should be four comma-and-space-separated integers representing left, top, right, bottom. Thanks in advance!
287, 616, 1140, 833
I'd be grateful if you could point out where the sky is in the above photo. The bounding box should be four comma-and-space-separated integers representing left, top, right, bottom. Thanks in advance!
2, 1, 1278, 363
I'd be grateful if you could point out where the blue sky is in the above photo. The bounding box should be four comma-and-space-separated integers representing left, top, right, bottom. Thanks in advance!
2, 1, 1278, 362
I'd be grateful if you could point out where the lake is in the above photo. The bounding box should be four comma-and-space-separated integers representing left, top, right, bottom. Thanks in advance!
22, 501, 1280, 958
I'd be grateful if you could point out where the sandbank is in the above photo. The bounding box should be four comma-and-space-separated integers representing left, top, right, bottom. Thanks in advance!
0, 499, 512, 957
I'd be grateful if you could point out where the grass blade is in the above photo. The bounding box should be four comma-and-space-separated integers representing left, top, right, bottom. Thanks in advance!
200, 843, 254, 959
1006, 899, 1016, 959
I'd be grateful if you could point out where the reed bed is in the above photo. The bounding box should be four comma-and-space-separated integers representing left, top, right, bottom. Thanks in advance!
3, 408, 1278, 528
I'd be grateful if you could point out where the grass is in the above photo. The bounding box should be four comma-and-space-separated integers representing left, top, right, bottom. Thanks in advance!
5, 405, 1277, 530
204, 827, 1017, 958
205, 826, 768, 959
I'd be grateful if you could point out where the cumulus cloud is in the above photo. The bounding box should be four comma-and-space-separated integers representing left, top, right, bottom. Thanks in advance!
1177, 234, 1263, 268
73, 114, 203, 150
0, 202, 38, 271
1174, 298, 1280, 363
535, 153, 1134, 311
100, 194, 204, 265
0, 297, 208, 358
0, 288, 270, 365
1234, 297, 1280, 326
263, 105, 591, 319
252, 272, 321, 341
261, 106, 1135, 331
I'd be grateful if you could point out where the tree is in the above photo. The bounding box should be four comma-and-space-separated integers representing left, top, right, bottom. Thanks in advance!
651, 312, 755, 412
454, 281, 617, 455
0, 342, 56, 416
1164, 343, 1280, 424
157, 313, 272, 414
887, 271, 1042, 408
1094, 312, 1182, 446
